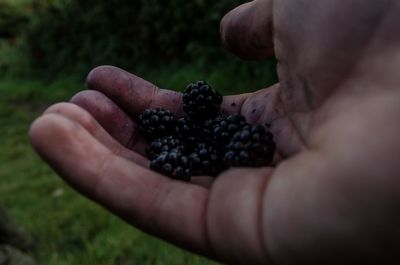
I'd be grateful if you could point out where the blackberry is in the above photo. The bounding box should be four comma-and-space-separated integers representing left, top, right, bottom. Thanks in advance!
150, 150, 192, 181
212, 114, 249, 145
138, 108, 175, 139
147, 136, 185, 160
224, 125, 275, 167
182, 81, 223, 120
189, 143, 224, 176
175, 117, 213, 146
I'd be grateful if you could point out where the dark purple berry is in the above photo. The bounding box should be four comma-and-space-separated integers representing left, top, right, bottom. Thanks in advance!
189, 143, 225, 176
211, 114, 249, 145
138, 108, 175, 139
182, 81, 222, 120
150, 150, 192, 181
147, 136, 185, 160
224, 125, 275, 167
175, 117, 213, 146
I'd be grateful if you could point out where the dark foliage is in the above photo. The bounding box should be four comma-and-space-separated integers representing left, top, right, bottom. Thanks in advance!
0, 2, 29, 39
24, 0, 243, 76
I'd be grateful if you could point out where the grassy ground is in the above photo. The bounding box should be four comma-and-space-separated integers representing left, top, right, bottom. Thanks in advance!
0, 63, 277, 264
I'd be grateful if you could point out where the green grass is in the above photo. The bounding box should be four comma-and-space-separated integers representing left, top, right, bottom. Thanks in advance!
0, 63, 277, 264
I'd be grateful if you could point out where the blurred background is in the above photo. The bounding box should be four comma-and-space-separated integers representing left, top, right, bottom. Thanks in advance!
0, 0, 277, 264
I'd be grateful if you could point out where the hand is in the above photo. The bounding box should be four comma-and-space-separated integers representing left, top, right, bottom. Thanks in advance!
30, 0, 400, 264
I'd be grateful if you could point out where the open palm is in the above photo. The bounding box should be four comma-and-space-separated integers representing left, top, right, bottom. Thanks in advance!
30, 0, 400, 264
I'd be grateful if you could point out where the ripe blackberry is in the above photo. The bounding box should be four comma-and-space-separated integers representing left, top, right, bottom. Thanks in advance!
212, 114, 249, 145
189, 143, 224, 176
224, 125, 275, 167
138, 108, 175, 139
147, 136, 185, 160
182, 81, 223, 120
175, 117, 213, 146
150, 150, 192, 181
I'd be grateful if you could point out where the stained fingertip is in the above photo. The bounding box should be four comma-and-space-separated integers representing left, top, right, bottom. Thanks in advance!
44, 103, 98, 134
43, 103, 149, 166
29, 113, 151, 192
29, 114, 84, 167
85, 65, 184, 117
86, 65, 152, 114
220, 0, 274, 60
86, 65, 120, 91
70, 90, 137, 147
29, 115, 53, 152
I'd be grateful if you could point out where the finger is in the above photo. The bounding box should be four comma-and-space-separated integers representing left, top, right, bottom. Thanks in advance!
220, 0, 274, 60
70, 90, 138, 148
46, 103, 217, 188
69, 90, 233, 188
29, 114, 212, 257
86, 66, 185, 118
72, 88, 248, 147
87, 65, 256, 118
86, 67, 285, 158
44, 103, 148, 165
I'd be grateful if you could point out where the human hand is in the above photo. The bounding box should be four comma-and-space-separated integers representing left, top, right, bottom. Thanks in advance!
30, 0, 400, 264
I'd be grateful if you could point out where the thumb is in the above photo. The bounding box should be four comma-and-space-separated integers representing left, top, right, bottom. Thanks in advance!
220, 0, 274, 60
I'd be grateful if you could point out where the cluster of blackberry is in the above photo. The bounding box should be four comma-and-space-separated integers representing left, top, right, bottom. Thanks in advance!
138, 81, 276, 181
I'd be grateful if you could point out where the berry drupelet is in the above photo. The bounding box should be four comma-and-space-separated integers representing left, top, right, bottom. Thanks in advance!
224, 125, 275, 167
138, 108, 175, 139
182, 81, 223, 120
147, 136, 185, 160
212, 114, 249, 145
150, 150, 192, 181
175, 117, 213, 146
189, 143, 224, 177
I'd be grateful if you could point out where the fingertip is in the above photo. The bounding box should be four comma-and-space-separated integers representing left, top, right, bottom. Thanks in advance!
44, 102, 100, 137
85, 65, 185, 117
220, 4, 245, 55
70, 90, 138, 147
220, 0, 274, 60
219, 10, 230, 50
44, 102, 74, 114
86, 65, 118, 90
29, 114, 55, 149
29, 114, 79, 159
29, 115, 48, 151
70, 90, 88, 103
44, 102, 90, 124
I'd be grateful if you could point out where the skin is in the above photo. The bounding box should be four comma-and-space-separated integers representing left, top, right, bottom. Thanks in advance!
29, 0, 400, 264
